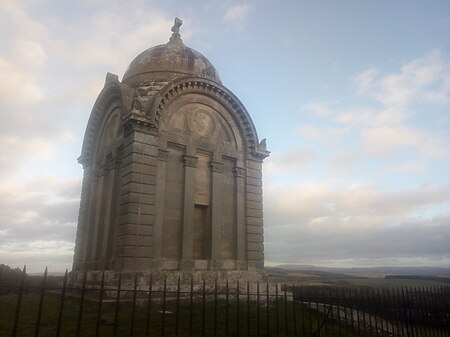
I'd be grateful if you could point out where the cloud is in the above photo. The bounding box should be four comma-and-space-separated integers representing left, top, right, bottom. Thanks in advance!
265, 149, 317, 176
361, 125, 423, 154
223, 4, 252, 23
300, 50, 450, 166
297, 124, 348, 144
264, 182, 450, 265
354, 50, 448, 109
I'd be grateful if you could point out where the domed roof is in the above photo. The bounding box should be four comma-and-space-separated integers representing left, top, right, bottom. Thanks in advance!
123, 18, 221, 85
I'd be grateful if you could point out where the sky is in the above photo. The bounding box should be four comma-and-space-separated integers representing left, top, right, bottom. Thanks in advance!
0, 0, 449, 273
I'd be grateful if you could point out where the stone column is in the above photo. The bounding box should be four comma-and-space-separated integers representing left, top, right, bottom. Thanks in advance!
210, 160, 223, 261
182, 154, 197, 263
153, 149, 168, 265
234, 166, 247, 268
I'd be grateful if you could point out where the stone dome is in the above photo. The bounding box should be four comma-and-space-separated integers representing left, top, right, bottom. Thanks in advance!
123, 29, 221, 85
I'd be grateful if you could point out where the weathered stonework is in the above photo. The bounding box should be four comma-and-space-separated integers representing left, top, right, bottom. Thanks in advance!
72, 19, 269, 282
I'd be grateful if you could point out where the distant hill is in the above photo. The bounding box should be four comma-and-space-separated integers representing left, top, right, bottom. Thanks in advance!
270, 264, 450, 278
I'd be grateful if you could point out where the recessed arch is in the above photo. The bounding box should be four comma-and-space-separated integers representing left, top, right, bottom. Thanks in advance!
79, 82, 125, 167
148, 77, 264, 159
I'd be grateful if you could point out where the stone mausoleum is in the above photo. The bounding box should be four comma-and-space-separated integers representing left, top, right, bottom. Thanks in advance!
72, 18, 270, 282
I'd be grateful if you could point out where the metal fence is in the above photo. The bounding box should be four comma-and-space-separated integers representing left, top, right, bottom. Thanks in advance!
1, 267, 449, 337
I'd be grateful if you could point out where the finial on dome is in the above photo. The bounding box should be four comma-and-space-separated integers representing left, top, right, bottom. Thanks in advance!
169, 17, 183, 44
171, 17, 183, 36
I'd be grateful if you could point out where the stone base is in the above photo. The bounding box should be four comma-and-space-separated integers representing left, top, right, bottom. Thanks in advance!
69, 269, 267, 289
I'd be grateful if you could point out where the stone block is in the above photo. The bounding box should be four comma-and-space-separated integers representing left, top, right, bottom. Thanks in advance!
119, 192, 155, 206
116, 234, 153, 246
116, 245, 152, 258
247, 251, 264, 260
120, 182, 156, 196
247, 234, 263, 243
116, 223, 153, 236
246, 168, 262, 179
123, 141, 158, 157
246, 185, 262, 195
122, 151, 158, 167
247, 225, 263, 234
247, 242, 264, 252
125, 132, 158, 146
246, 192, 263, 202
158, 259, 181, 270
247, 200, 263, 210
247, 208, 263, 218
246, 160, 262, 171
246, 177, 262, 187
246, 217, 263, 226
118, 213, 154, 226
114, 257, 153, 270
121, 172, 156, 186
122, 162, 157, 176
119, 203, 155, 216
247, 260, 264, 269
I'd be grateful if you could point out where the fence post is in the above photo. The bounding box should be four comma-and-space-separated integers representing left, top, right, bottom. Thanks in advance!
284, 284, 288, 337
113, 272, 122, 337
257, 282, 261, 337
12, 265, 27, 337
176, 276, 180, 337
75, 270, 87, 337
130, 272, 138, 337
161, 275, 167, 337
214, 277, 218, 337
34, 266, 48, 337
95, 271, 105, 337
189, 276, 194, 337
247, 281, 250, 337
145, 274, 153, 337
55, 269, 68, 337
202, 278, 206, 337
266, 282, 270, 336
292, 284, 297, 337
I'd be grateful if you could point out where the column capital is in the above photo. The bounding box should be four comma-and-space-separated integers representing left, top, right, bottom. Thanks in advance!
123, 112, 157, 136
234, 166, 246, 178
183, 154, 198, 168
158, 149, 169, 162
210, 160, 223, 173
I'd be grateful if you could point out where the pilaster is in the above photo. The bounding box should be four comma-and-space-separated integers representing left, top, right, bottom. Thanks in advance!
181, 154, 198, 261
210, 160, 223, 261
245, 159, 265, 270
115, 113, 158, 271
234, 166, 247, 267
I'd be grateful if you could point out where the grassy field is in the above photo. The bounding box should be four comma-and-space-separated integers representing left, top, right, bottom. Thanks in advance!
0, 291, 354, 337
342, 277, 449, 288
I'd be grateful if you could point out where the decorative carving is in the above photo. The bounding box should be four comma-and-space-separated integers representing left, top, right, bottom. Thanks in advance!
183, 154, 198, 168
259, 138, 267, 150
185, 109, 215, 137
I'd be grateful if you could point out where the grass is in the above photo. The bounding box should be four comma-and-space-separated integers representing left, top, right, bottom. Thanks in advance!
342, 278, 449, 288
0, 291, 354, 337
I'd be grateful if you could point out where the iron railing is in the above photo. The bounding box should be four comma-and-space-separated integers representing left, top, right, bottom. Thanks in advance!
0, 266, 449, 337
